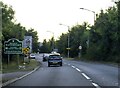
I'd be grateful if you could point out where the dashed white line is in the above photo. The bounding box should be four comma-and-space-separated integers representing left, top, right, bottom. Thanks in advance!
68, 63, 101, 88
68, 64, 70, 65
76, 68, 81, 72
67, 63, 101, 88
71, 66, 75, 68
92, 83, 101, 88
81, 73, 90, 80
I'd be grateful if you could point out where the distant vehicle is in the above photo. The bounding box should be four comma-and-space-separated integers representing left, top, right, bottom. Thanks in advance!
43, 53, 49, 61
30, 54, 36, 59
48, 53, 62, 67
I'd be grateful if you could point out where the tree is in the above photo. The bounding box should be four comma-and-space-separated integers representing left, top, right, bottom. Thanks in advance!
56, 5, 119, 62
25, 28, 39, 53
56, 33, 68, 55
39, 39, 50, 53
56, 22, 89, 57
86, 5, 119, 62
1, 1, 39, 63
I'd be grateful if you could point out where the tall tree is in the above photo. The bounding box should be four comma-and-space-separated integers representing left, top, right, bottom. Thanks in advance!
39, 39, 50, 53
56, 33, 68, 55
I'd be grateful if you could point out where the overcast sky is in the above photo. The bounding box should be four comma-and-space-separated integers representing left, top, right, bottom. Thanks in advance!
2, 0, 115, 42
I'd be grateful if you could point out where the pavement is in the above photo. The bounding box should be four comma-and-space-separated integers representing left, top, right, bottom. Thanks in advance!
2, 71, 30, 82
1, 66, 40, 87
0, 54, 42, 87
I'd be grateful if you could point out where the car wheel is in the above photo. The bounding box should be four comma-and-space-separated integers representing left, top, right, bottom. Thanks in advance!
60, 62, 62, 66
48, 63, 50, 67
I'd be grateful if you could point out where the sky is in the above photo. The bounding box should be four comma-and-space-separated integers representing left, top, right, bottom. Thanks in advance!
2, 0, 115, 42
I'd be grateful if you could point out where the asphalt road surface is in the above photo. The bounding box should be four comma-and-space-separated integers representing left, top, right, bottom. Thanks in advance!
4, 54, 119, 88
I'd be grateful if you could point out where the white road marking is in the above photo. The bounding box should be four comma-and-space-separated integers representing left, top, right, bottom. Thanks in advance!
92, 83, 101, 88
81, 73, 90, 80
71, 66, 75, 68
68, 63, 101, 88
2, 66, 40, 87
76, 68, 81, 72
115, 83, 118, 86
68, 64, 70, 65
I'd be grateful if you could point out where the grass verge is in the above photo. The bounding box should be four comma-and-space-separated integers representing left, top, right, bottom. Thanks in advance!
2, 59, 40, 73
64, 58, 74, 60
74, 57, 118, 67
64, 56, 118, 67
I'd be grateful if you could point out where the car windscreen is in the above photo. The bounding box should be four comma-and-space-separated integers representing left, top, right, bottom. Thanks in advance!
30, 54, 35, 56
49, 55, 61, 59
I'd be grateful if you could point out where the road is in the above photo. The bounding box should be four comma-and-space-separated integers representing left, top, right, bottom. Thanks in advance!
3, 54, 119, 88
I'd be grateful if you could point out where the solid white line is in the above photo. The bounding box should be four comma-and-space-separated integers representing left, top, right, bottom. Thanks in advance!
76, 68, 81, 72
2, 66, 40, 87
92, 83, 101, 88
81, 73, 90, 80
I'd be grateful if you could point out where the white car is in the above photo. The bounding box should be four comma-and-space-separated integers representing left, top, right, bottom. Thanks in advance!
30, 54, 36, 59
43, 53, 50, 61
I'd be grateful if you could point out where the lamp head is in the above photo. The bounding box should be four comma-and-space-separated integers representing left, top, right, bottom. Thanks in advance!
80, 8, 84, 9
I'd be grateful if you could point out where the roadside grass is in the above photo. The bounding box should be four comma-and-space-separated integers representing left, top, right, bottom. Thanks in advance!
64, 57, 74, 60
2, 59, 40, 73
64, 56, 118, 67
2, 59, 41, 83
74, 57, 118, 67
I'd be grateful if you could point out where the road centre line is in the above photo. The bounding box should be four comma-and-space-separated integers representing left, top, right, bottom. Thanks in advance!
69, 64, 90, 80
71, 65, 75, 68
92, 83, 101, 88
67, 63, 101, 88
81, 73, 91, 80
76, 68, 81, 72
68, 64, 70, 65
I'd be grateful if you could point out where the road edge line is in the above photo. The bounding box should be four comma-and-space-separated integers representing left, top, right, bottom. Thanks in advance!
2, 66, 40, 87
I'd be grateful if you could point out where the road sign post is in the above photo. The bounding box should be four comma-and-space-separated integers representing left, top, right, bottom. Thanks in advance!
4, 38, 23, 67
4, 38, 23, 54
23, 36, 32, 53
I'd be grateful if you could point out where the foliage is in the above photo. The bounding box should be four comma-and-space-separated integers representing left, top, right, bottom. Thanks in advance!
56, 33, 68, 55
55, 4, 119, 63
69, 22, 89, 57
39, 39, 51, 53
1, 1, 39, 62
1, 1, 119, 63
90, 6, 119, 62
25, 28, 39, 53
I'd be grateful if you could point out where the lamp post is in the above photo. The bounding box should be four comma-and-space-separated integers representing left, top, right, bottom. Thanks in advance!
80, 8, 96, 25
79, 8, 96, 48
59, 23, 70, 58
47, 31, 54, 51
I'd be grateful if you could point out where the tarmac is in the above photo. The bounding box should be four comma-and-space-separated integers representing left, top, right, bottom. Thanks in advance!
1, 66, 40, 87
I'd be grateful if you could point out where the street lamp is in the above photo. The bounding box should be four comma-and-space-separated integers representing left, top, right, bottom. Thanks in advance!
79, 8, 96, 48
47, 31, 54, 51
80, 8, 96, 25
47, 31, 54, 37
59, 23, 70, 58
